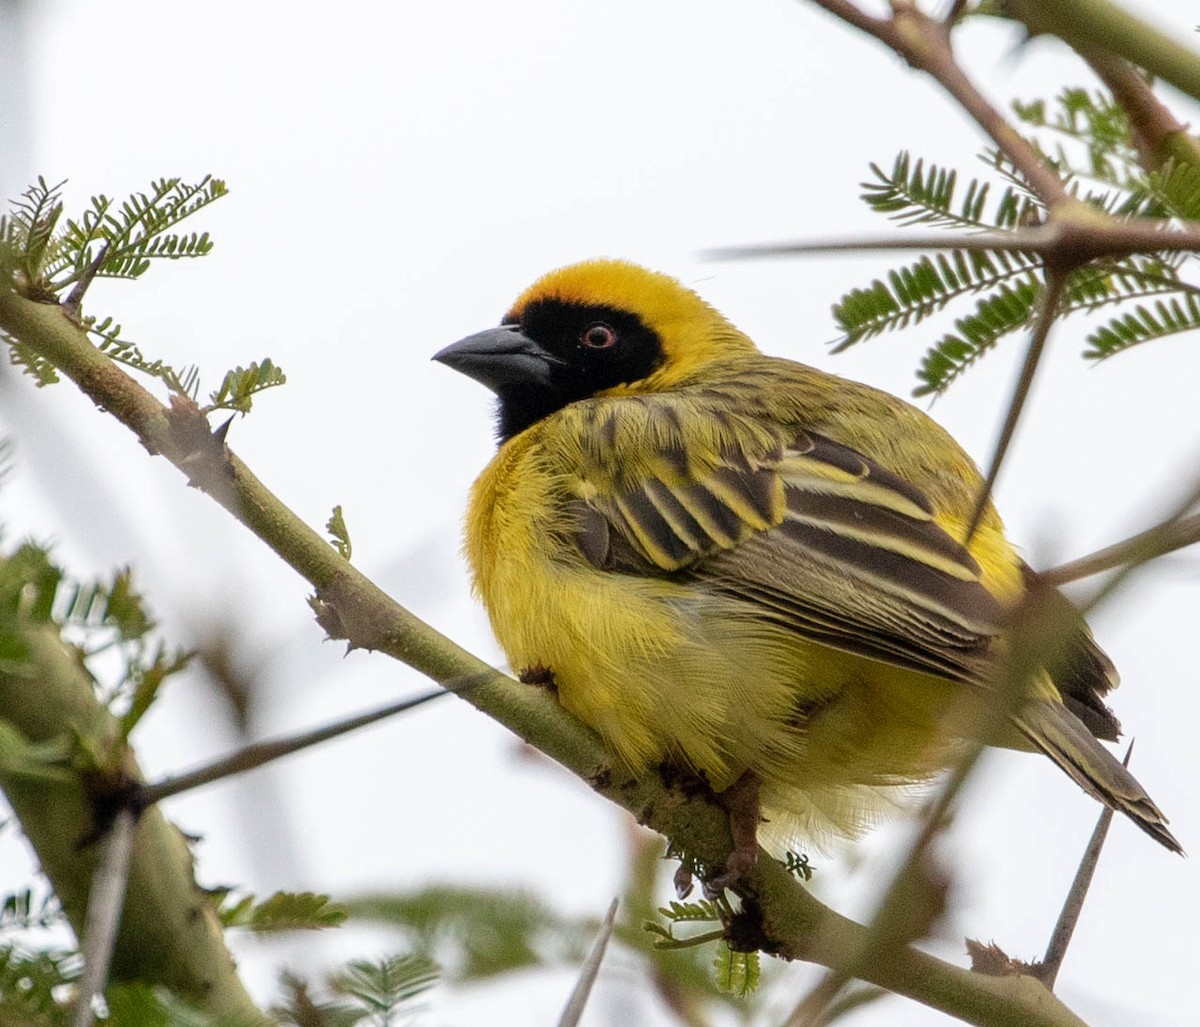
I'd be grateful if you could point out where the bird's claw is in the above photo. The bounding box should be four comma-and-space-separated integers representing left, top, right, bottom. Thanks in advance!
703, 845, 757, 898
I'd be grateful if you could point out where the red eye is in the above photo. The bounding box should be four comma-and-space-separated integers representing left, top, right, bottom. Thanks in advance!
581, 323, 617, 349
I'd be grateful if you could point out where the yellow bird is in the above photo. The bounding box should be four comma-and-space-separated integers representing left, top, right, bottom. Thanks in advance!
435, 258, 1178, 879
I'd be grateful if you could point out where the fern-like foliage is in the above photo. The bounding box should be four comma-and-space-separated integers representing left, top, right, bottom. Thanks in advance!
272, 956, 438, 1027
833, 85, 1200, 392
1, 176, 286, 414
332, 955, 439, 1024
344, 885, 591, 981
0, 541, 191, 743
860, 152, 1039, 231
0, 945, 80, 1026
326, 505, 353, 560
0, 944, 244, 1026
219, 890, 348, 932
713, 944, 760, 999
833, 248, 1041, 349
1085, 292, 1200, 358
3, 176, 225, 297
642, 898, 762, 996
0, 888, 62, 932
1012, 88, 1140, 182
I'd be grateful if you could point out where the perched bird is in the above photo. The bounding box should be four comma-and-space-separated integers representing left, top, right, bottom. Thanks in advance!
434, 259, 1179, 878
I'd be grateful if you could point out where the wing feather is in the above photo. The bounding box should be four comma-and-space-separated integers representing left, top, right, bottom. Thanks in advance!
573, 407, 1004, 679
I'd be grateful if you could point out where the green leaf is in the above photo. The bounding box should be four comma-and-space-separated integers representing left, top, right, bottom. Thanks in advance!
1012, 88, 1137, 182
220, 890, 347, 933
713, 943, 759, 997
657, 900, 722, 924
90, 325, 200, 400
832, 248, 1039, 349
0, 177, 67, 291
332, 954, 438, 1022
6, 342, 61, 387
0, 543, 62, 627
3, 175, 226, 299
1085, 293, 1200, 359
915, 278, 1042, 395
272, 970, 364, 1027
344, 886, 591, 981
0, 943, 79, 1025
205, 358, 287, 414
118, 644, 192, 740
59, 567, 154, 642
327, 506, 353, 560
861, 152, 1038, 231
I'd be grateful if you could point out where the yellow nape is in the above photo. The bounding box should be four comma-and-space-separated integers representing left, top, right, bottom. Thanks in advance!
506, 259, 759, 384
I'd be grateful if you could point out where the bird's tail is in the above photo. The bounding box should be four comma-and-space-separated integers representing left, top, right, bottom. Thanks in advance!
1013, 702, 1182, 854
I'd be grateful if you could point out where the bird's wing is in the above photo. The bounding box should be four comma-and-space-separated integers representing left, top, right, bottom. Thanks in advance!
571, 414, 1005, 681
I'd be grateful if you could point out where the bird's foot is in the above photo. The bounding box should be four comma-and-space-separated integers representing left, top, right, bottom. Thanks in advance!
518, 664, 557, 691
705, 770, 763, 895
674, 862, 696, 899
704, 845, 758, 898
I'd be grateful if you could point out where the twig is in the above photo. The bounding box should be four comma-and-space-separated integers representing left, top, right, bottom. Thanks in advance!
1066, 472, 1200, 618
944, 0, 968, 27
1003, 0, 1200, 108
1041, 509, 1200, 588
1039, 743, 1132, 989
806, 0, 1070, 207
0, 270, 1098, 1027
558, 898, 619, 1027
71, 808, 136, 1027
790, 734, 989, 1024
136, 687, 453, 807
807, 0, 888, 37
61, 242, 110, 322
790, 572, 1079, 1023
706, 214, 1200, 263
1082, 51, 1200, 169
966, 269, 1068, 540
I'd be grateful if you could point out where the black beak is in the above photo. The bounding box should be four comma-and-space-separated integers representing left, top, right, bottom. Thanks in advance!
433, 325, 564, 394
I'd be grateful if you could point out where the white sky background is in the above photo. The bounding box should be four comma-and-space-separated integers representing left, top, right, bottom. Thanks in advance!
1, 1, 1198, 1024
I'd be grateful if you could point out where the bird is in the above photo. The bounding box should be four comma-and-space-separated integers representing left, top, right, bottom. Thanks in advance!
433, 258, 1179, 882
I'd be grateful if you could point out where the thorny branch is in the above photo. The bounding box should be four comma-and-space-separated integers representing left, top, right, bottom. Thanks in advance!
0, 277, 1095, 1027
135, 688, 449, 807
965, 269, 1067, 541
3, 1, 1198, 1024
72, 809, 135, 1027
808, 0, 1071, 206
762, 2, 1200, 1021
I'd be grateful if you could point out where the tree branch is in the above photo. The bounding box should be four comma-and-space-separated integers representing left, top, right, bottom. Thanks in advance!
0, 611, 266, 1023
806, 0, 1071, 207
705, 215, 1200, 264
1002, 0, 1200, 107
966, 268, 1068, 540
1040, 482, 1200, 589
72, 808, 135, 1027
135, 688, 449, 807
1038, 744, 1131, 989
0, 282, 1091, 1027
1081, 50, 1200, 169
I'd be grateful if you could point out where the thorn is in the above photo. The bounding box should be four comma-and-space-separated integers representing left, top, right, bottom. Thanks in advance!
71, 808, 135, 1027
966, 269, 1068, 541
212, 415, 235, 445
1038, 741, 1131, 989
62, 241, 111, 322
558, 898, 619, 1027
